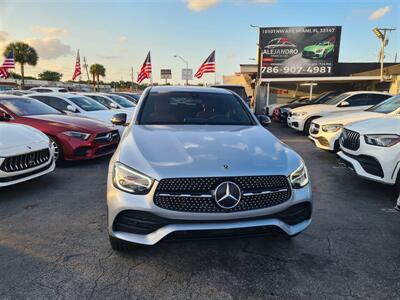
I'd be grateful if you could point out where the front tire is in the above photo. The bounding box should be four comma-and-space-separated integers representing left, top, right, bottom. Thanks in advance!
109, 235, 139, 252
303, 117, 318, 135
49, 136, 64, 164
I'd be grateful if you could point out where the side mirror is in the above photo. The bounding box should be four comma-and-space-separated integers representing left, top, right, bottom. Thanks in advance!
257, 115, 271, 127
0, 111, 11, 121
110, 102, 119, 109
339, 101, 349, 107
67, 105, 79, 113
111, 113, 128, 126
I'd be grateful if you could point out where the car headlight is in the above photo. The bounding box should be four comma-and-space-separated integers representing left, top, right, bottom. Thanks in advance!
62, 131, 91, 140
316, 49, 324, 53
292, 112, 307, 117
289, 162, 309, 189
113, 162, 154, 194
322, 124, 343, 133
364, 134, 400, 147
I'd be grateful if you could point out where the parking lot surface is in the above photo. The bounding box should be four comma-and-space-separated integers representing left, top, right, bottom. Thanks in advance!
0, 123, 399, 300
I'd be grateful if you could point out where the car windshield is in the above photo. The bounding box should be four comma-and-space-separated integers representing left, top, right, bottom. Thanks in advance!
214, 86, 246, 99
107, 94, 135, 108
139, 91, 254, 125
324, 93, 350, 105
0, 97, 61, 116
368, 95, 400, 114
68, 96, 107, 111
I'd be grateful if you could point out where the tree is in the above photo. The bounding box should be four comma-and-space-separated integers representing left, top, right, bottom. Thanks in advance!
3, 42, 38, 88
38, 70, 63, 81
89, 64, 106, 91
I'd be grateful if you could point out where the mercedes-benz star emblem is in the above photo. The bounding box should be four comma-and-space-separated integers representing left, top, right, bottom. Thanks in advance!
214, 181, 242, 209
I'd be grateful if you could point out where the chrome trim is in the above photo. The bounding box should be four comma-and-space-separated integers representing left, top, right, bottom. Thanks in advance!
242, 188, 289, 197
158, 193, 213, 198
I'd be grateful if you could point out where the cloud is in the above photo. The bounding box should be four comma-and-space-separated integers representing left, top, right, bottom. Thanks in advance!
32, 26, 68, 37
25, 38, 72, 60
99, 55, 119, 60
118, 36, 128, 43
369, 6, 391, 20
186, 0, 220, 11
0, 31, 8, 43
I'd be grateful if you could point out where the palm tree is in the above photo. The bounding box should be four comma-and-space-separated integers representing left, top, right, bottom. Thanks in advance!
90, 64, 106, 91
3, 42, 38, 88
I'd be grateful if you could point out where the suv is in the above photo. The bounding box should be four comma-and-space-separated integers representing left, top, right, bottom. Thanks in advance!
338, 115, 400, 191
287, 91, 392, 134
107, 86, 312, 251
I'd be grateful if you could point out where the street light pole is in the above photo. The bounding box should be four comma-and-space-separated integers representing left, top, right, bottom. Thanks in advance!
250, 24, 265, 113
373, 27, 396, 81
174, 55, 189, 85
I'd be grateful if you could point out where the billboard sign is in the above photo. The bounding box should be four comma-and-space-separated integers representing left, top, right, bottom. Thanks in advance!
160, 69, 172, 79
182, 68, 193, 81
259, 26, 341, 77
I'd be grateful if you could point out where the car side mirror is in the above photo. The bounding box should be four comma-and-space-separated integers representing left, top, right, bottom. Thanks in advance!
257, 115, 271, 127
111, 113, 128, 126
0, 111, 11, 121
339, 101, 349, 107
110, 102, 119, 109
67, 105, 79, 113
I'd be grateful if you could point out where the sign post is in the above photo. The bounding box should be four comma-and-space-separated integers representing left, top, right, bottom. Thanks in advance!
182, 68, 193, 84
160, 69, 172, 85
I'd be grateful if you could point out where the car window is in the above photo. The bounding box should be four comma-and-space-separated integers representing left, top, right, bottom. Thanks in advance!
68, 96, 107, 111
325, 93, 350, 105
366, 94, 391, 106
368, 95, 400, 114
139, 91, 254, 125
47, 96, 70, 111
0, 97, 61, 116
87, 95, 113, 108
107, 94, 135, 108
345, 94, 373, 107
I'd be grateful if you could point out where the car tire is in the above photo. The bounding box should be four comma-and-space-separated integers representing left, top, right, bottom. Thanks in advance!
109, 235, 139, 252
48, 136, 64, 164
303, 117, 318, 135
396, 171, 400, 194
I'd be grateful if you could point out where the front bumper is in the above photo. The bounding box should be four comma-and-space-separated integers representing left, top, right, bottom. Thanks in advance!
309, 125, 341, 151
287, 116, 306, 131
107, 177, 312, 245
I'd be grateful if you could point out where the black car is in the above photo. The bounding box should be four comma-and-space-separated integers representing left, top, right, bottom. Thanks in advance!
274, 91, 344, 123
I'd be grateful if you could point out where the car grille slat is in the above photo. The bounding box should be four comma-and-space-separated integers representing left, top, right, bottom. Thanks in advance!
94, 130, 120, 144
154, 176, 292, 213
340, 129, 360, 151
0, 149, 51, 173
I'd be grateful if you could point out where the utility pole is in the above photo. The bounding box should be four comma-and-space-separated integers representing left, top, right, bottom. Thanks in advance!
373, 27, 396, 81
174, 55, 189, 85
131, 67, 134, 92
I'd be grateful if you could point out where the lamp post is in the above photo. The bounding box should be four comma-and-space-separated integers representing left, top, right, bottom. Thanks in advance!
372, 27, 396, 81
173, 55, 189, 85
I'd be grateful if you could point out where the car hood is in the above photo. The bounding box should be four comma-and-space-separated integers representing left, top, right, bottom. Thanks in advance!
0, 123, 48, 152
304, 44, 326, 52
291, 104, 335, 114
313, 111, 383, 126
28, 114, 116, 133
346, 115, 400, 135
118, 125, 303, 180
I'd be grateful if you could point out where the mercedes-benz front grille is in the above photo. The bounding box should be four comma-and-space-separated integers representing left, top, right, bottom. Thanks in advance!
0, 149, 50, 173
340, 129, 360, 151
154, 176, 292, 213
94, 130, 120, 144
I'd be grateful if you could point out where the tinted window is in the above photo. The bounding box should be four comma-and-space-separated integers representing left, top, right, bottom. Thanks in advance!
30, 95, 70, 112
345, 94, 373, 107
368, 95, 400, 114
213, 86, 247, 99
325, 93, 350, 105
68, 96, 107, 111
87, 95, 113, 109
107, 94, 135, 108
367, 94, 391, 106
0, 97, 61, 116
139, 91, 254, 125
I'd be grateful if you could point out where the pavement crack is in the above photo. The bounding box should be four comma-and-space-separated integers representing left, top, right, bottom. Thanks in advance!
88, 250, 113, 300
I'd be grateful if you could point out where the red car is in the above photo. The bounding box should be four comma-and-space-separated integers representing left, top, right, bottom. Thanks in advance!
0, 95, 120, 162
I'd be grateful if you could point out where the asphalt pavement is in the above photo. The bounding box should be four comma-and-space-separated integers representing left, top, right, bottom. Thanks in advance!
0, 122, 399, 300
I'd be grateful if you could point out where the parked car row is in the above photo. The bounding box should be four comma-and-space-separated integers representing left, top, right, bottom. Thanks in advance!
275, 90, 399, 192
0, 89, 140, 187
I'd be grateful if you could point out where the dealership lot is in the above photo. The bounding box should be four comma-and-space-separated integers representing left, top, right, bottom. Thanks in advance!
0, 122, 399, 299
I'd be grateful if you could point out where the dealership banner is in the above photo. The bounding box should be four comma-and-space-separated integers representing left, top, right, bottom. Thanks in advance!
259, 26, 341, 78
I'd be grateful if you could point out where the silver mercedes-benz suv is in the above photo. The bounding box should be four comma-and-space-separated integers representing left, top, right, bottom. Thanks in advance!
107, 86, 312, 251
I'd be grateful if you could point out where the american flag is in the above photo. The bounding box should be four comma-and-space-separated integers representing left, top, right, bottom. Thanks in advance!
72, 50, 81, 81
137, 51, 152, 83
0, 50, 15, 79
194, 50, 215, 79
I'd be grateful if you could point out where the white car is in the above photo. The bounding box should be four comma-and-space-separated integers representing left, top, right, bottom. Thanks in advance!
309, 94, 400, 151
0, 123, 55, 187
28, 87, 68, 93
27, 93, 132, 135
337, 115, 400, 191
287, 91, 392, 134
80, 93, 135, 113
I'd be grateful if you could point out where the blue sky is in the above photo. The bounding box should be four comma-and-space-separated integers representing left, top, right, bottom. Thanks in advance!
0, 0, 399, 84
